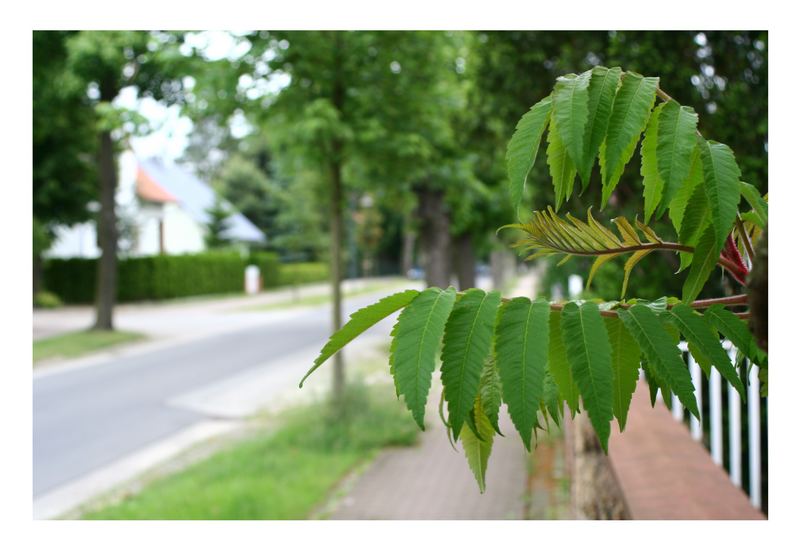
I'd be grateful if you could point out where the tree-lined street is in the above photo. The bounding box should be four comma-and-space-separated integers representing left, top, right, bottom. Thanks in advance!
33, 281, 423, 511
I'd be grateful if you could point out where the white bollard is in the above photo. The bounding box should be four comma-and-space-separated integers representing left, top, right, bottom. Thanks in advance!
567, 275, 583, 299
244, 265, 261, 295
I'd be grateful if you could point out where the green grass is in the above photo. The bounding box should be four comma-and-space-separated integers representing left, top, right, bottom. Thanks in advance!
33, 330, 145, 364
242, 280, 411, 312
82, 383, 418, 520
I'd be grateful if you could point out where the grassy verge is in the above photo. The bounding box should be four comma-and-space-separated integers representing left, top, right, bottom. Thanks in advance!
523, 425, 571, 519
242, 280, 411, 312
81, 382, 418, 520
33, 330, 145, 364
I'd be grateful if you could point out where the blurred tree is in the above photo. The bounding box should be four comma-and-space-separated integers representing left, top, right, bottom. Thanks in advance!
271, 168, 328, 262
455, 32, 609, 289
242, 31, 379, 409
214, 154, 282, 241
180, 117, 238, 182
33, 31, 98, 297
354, 31, 469, 289
353, 194, 384, 277
204, 197, 232, 249
62, 31, 198, 330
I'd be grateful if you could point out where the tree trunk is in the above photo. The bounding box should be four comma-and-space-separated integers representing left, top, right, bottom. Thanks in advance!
569, 413, 629, 519
748, 225, 767, 352
329, 154, 345, 406
329, 31, 346, 408
93, 128, 118, 331
416, 187, 451, 288
33, 253, 43, 299
454, 233, 476, 290
401, 224, 416, 276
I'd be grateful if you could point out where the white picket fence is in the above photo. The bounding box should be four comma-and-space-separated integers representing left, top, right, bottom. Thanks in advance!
557, 280, 765, 510
665, 341, 765, 510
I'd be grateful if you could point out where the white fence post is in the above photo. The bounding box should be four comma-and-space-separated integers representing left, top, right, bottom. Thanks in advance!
710, 367, 723, 466
748, 362, 762, 509
728, 381, 742, 486
726, 346, 742, 487
689, 354, 703, 442
671, 394, 683, 421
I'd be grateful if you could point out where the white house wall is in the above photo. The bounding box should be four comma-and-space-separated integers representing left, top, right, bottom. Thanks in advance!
162, 202, 205, 254
46, 151, 207, 259
46, 222, 101, 259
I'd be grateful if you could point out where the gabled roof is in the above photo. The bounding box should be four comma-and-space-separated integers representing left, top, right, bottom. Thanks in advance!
137, 167, 178, 203
137, 158, 265, 243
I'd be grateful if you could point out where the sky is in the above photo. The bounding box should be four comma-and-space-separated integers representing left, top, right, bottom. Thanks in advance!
113, 31, 262, 163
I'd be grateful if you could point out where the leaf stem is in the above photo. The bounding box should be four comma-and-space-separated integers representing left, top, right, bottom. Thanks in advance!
656, 84, 705, 138
487, 293, 749, 318
552, 241, 693, 256
735, 214, 756, 266
535, 239, 745, 282
656, 87, 675, 103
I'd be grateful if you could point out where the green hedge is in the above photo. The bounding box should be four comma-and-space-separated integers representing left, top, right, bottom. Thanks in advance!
44, 252, 327, 304
278, 262, 330, 286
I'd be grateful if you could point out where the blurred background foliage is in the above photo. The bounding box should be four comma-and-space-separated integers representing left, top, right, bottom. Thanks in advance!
34, 31, 767, 301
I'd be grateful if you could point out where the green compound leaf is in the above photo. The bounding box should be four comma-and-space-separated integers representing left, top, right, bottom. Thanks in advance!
677, 175, 712, 273
507, 95, 553, 213
547, 310, 580, 417
618, 305, 700, 419
542, 371, 562, 426
579, 66, 622, 186
705, 304, 768, 368
441, 289, 502, 441
547, 113, 578, 210
301, 289, 420, 387
553, 72, 591, 180
642, 360, 660, 407
668, 304, 745, 399
657, 101, 699, 208
560, 302, 614, 452
605, 316, 641, 432
688, 341, 713, 379
622, 249, 653, 299
678, 175, 711, 246
600, 71, 659, 207
460, 396, 495, 493
389, 287, 457, 429
739, 181, 768, 229
682, 224, 719, 304
641, 102, 666, 223
669, 146, 703, 235
698, 137, 742, 250
495, 297, 549, 451
479, 357, 503, 435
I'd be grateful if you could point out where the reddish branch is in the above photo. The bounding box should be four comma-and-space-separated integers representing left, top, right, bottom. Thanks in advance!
492, 294, 750, 319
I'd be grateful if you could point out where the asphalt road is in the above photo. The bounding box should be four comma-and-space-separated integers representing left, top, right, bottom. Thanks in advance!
32, 291, 398, 498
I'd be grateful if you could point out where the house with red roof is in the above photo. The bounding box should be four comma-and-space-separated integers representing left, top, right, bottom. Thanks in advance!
47, 151, 265, 258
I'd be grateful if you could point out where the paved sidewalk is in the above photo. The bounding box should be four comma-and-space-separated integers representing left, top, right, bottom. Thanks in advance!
326, 272, 540, 520
33, 277, 406, 343
328, 404, 529, 519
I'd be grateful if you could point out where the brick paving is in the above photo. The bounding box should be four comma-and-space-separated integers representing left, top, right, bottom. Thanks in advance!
608, 381, 764, 520
326, 273, 541, 520
327, 403, 529, 519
